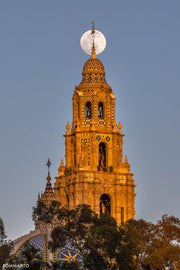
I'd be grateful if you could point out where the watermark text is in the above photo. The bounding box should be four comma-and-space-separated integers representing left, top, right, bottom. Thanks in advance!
3, 263, 29, 269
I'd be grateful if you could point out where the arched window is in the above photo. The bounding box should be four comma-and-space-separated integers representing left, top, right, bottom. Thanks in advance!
86, 102, 91, 119
98, 142, 106, 171
100, 194, 111, 215
98, 102, 103, 119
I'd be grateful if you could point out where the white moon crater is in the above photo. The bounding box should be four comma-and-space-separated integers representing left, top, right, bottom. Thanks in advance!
80, 30, 106, 55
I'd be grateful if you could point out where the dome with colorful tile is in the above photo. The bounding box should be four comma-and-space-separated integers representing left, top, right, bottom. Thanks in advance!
11, 165, 84, 269
80, 46, 107, 85
11, 230, 84, 268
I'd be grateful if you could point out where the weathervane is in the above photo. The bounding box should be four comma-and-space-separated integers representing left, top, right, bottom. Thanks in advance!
91, 21, 95, 34
80, 23, 106, 55
91, 21, 95, 48
46, 158, 51, 173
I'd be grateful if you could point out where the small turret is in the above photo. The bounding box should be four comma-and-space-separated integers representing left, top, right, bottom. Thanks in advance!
39, 159, 55, 202
66, 121, 71, 135
123, 155, 131, 172
118, 121, 122, 135
58, 159, 65, 176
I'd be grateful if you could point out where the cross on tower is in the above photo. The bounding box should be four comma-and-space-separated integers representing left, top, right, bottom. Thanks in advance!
46, 158, 51, 173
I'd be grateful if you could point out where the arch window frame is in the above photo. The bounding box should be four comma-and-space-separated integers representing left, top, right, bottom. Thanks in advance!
100, 194, 111, 215
85, 101, 92, 119
98, 101, 104, 119
98, 142, 107, 171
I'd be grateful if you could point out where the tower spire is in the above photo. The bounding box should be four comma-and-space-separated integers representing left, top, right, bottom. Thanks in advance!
43, 158, 54, 198
46, 158, 51, 173
91, 21, 95, 34
91, 21, 96, 58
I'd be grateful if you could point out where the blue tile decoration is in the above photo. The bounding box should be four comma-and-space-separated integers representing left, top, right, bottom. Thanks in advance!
29, 235, 45, 251
16, 234, 45, 267
56, 248, 84, 267
14, 234, 84, 268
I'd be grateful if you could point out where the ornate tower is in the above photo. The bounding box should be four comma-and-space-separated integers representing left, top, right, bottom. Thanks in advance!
54, 41, 136, 224
36, 158, 57, 230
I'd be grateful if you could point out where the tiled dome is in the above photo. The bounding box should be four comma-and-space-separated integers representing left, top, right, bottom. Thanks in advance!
79, 46, 107, 85
12, 232, 84, 267
82, 57, 105, 75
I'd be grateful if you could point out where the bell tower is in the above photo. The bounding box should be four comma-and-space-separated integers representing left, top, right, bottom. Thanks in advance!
54, 31, 136, 224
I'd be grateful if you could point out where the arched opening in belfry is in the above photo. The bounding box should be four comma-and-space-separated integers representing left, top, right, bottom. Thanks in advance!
100, 194, 111, 215
85, 102, 91, 119
98, 102, 103, 119
98, 142, 106, 171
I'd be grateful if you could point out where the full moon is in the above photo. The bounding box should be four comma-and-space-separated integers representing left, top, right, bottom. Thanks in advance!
80, 30, 106, 55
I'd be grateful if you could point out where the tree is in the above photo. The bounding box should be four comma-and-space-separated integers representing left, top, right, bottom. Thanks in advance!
144, 252, 166, 270
0, 217, 11, 269
19, 242, 44, 270
33, 202, 141, 270
128, 215, 180, 270
32, 200, 61, 224
32, 202, 180, 270
0, 217, 7, 245
84, 215, 121, 269
163, 246, 180, 269
46, 260, 81, 270
126, 219, 157, 268
60, 261, 82, 270
155, 215, 180, 250
117, 220, 142, 270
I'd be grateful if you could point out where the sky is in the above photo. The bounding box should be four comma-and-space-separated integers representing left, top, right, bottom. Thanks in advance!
0, 1, 180, 241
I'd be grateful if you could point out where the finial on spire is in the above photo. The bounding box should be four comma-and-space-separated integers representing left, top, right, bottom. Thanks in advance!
118, 121, 122, 134
66, 121, 71, 135
46, 158, 51, 173
91, 21, 95, 35
60, 159, 64, 167
91, 21, 96, 58
46, 158, 51, 183
58, 158, 65, 176
124, 155, 130, 171
91, 43, 96, 58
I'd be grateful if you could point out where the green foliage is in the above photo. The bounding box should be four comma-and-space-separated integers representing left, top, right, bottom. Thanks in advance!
0, 217, 11, 269
46, 260, 81, 270
32, 201, 180, 270
47, 261, 61, 270
32, 200, 61, 224
60, 260, 81, 270
43, 203, 140, 270
0, 217, 7, 246
19, 242, 44, 270
85, 223, 120, 269
155, 214, 180, 249
0, 244, 10, 269
144, 252, 166, 270
129, 215, 180, 269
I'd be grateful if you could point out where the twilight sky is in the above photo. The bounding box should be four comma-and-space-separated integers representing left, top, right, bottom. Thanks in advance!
0, 1, 180, 240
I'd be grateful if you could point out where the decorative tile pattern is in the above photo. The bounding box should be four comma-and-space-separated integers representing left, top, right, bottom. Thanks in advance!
29, 235, 45, 251
56, 248, 84, 267
15, 235, 46, 266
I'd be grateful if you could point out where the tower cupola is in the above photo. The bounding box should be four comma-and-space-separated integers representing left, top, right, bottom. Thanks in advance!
79, 48, 107, 86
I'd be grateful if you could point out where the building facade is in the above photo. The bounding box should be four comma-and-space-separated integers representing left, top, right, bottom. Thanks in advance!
54, 45, 136, 225
11, 39, 136, 266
